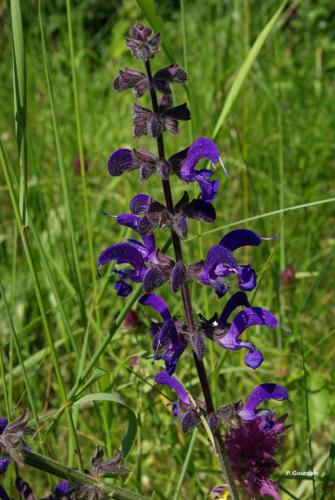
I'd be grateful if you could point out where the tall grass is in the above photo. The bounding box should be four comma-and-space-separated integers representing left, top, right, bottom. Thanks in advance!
0, 0, 334, 497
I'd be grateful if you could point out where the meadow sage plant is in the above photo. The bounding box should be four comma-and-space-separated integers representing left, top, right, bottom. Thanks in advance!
98, 22, 289, 499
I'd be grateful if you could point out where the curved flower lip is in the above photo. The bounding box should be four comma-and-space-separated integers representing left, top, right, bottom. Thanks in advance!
155, 371, 191, 406
219, 229, 263, 252
108, 149, 138, 176
98, 242, 146, 272
219, 306, 278, 368
176, 137, 228, 202
238, 383, 288, 420
140, 293, 171, 321
218, 291, 250, 327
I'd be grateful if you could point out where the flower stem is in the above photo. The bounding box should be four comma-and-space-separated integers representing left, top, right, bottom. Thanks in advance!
144, 60, 240, 500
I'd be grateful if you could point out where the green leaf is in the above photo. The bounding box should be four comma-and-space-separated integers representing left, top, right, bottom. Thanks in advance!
73, 392, 137, 458
212, 0, 288, 138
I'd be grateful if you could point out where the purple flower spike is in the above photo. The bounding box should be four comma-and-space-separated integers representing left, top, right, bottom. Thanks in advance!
0, 458, 10, 475
220, 307, 278, 368
238, 384, 288, 421
108, 149, 138, 177
178, 137, 226, 202
155, 371, 191, 406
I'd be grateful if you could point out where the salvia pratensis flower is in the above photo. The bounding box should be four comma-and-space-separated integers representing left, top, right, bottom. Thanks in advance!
170, 137, 229, 202
200, 291, 278, 368
223, 413, 289, 499
126, 22, 160, 61
0, 409, 32, 467
132, 102, 191, 138
155, 371, 205, 432
238, 384, 288, 421
190, 229, 270, 297
140, 294, 187, 374
113, 64, 187, 99
129, 191, 215, 237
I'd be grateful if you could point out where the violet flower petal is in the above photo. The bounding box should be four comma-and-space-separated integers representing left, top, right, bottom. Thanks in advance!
140, 293, 171, 321
0, 417, 8, 434
130, 194, 151, 214
219, 229, 263, 252
180, 137, 220, 179
238, 383, 288, 420
218, 291, 250, 327
220, 307, 277, 368
184, 199, 216, 222
155, 371, 191, 406
0, 458, 10, 475
98, 243, 146, 273
108, 149, 137, 176
114, 280, 133, 297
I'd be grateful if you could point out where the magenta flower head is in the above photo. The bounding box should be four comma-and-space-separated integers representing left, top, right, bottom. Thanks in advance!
224, 413, 289, 500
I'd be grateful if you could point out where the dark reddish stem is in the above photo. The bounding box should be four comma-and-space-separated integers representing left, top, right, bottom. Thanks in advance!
144, 59, 239, 500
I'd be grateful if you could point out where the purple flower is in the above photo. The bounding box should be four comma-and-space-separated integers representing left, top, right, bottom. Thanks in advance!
98, 214, 187, 295
0, 458, 10, 475
238, 384, 288, 421
280, 266, 295, 285
132, 102, 190, 138
219, 306, 278, 369
15, 477, 35, 499
199, 291, 277, 368
126, 22, 161, 61
129, 191, 215, 238
224, 413, 289, 499
169, 137, 228, 202
0, 485, 9, 500
155, 371, 203, 432
190, 229, 266, 297
0, 418, 8, 434
140, 294, 187, 374
113, 67, 149, 98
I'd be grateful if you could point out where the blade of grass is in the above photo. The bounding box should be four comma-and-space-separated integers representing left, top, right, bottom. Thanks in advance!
65, 0, 97, 323
10, 0, 27, 224
37, 0, 86, 326
186, 197, 335, 241
212, 0, 288, 138
0, 283, 53, 485
172, 428, 197, 500
0, 138, 84, 471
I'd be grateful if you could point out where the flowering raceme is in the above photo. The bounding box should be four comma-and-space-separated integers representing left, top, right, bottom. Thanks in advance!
98, 21, 289, 499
